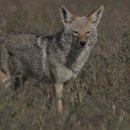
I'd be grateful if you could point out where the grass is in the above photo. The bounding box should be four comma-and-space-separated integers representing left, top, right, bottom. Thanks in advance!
0, 0, 130, 130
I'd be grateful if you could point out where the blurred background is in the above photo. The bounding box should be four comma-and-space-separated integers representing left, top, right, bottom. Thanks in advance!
0, 0, 130, 130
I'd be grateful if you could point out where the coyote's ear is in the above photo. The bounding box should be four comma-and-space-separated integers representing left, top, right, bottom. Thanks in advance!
88, 5, 104, 26
60, 6, 75, 26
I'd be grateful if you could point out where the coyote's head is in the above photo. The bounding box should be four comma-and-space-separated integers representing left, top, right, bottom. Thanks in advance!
60, 5, 104, 49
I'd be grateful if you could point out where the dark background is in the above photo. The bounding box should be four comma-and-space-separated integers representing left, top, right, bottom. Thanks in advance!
0, 0, 130, 130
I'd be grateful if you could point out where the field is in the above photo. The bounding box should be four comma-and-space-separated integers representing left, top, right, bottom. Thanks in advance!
0, 0, 130, 130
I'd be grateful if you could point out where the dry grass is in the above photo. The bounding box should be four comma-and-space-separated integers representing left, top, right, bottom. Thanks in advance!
0, 0, 130, 130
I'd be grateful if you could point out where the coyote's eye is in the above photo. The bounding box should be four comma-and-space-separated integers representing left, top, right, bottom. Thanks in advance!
86, 31, 91, 37
72, 31, 79, 37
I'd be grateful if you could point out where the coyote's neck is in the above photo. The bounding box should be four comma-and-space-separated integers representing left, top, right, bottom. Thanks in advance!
57, 31, 91, 73
65, 45, 91, 72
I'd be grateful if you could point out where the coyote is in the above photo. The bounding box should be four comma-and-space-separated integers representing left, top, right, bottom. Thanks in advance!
0, 5, 104, 112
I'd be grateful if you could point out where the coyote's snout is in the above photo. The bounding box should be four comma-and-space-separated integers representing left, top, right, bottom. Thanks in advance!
0, 5, 104, 112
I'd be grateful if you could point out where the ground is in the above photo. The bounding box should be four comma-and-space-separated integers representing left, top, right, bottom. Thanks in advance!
0, 0, 130, 130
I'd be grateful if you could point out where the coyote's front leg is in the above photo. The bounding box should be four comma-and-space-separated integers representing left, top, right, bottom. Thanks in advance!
54, 83, 63, 113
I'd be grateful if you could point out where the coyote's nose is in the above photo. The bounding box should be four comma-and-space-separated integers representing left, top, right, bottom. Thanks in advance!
80, 41, 86, 47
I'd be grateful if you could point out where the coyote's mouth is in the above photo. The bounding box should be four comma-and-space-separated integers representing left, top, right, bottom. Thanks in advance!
80, 46, 86, 49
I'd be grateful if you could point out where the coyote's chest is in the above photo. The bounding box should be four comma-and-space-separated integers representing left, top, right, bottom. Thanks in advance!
65, 47, 91, 78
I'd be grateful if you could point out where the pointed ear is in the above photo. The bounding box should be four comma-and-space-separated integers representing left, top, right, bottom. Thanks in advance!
88, 5, 104, 26
60, 6, 75, 26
